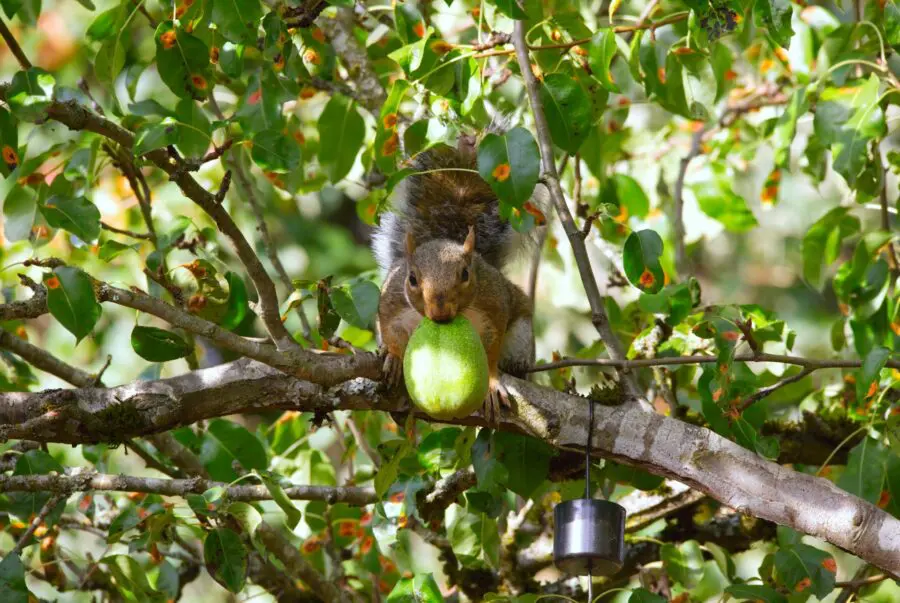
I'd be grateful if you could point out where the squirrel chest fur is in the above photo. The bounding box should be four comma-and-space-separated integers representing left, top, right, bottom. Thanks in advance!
372, 140, 541, 423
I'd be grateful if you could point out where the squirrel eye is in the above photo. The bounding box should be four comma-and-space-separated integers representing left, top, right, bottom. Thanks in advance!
461, 267, 469, 282
408, 272, 418, 287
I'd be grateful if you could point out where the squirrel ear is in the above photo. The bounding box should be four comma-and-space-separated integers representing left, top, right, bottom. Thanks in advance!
405, 232, 417, 256
463, 226, 475, 256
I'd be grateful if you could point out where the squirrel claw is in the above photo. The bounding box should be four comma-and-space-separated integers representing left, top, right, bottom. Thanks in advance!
382, 354, 404, 388
483, 377, 510, 425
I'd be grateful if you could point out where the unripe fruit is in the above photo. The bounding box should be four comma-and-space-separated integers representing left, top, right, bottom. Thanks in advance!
403, 317, 489, 420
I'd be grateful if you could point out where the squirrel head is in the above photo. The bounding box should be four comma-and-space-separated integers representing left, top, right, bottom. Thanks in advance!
404, 226, 477, 323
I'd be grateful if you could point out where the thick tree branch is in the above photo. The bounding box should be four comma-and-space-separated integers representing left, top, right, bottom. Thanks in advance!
0, 470, 377, 505
511, 22, 642, 401
2, 359, 899, 573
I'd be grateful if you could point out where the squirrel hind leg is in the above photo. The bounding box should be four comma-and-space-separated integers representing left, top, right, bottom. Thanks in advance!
498, 316, 535, 378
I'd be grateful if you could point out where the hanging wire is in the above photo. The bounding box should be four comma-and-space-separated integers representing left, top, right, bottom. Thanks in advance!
585, 399, 594, 603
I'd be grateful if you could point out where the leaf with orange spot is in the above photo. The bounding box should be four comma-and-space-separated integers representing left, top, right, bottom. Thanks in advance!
623, 229, 665, 293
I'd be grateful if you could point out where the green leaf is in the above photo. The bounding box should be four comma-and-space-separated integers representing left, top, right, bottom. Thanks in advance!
95, 34, 127, 85
100, 555, 160, 602
317, 95, 365, 182
8, 450, 65, 524
98, 240, 139, 262
330, 279, 380, 329
386, 573, 445, 602
154, 23, 212, 100
539, 74, 592, 154
588, 29, 621, 93
676, 50, 717, 120
724, 584, 786, 603
492, 432, 553, 499
801, 207, 860, 287
753, 0, 794, 47
375, 441, 412, 498
251, 129, 301, 173
476, 127, 540, 207
45, 266, 102, 343
2, 186, 36, 242
131, 326, 192, 362
221, 272, 250, 331
203, 528, 248, 593
693, 179, 758, 232
814, 75, 886, 186
175, 99, 212, 158
623, 229, 665, 294
133, 119, 180, 156
0, 554, 31, 603
838, 437, 887, 504
448, 506, 501, 569
256, 472, 303, 529
212, 0, 262, 43
628, 588, 666, 603
857, 346, 890, 402
223, 502, 262, 535
773, 544, 836, 599
773, 88, 808, 167
661, 540, 704, 587
207, 419, 268, 472
375, 80, 410, 172
490, 0, 527, 20
86, 4, 126, 41
39, 195, 101, 242
5, 68, 55, 121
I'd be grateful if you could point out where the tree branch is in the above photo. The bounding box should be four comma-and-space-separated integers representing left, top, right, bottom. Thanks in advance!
2, 359, 899, 573
528, 352, 900, 372
0, 329, 98, 388
0, 16, 32, 70
511, 21, 642, 401
0, 85, 298, 352
257, 520, 353, 602
0, 470, 377, 505
0, 276, 380, 386
316, 8, 387, 114
9, 494, 64, 557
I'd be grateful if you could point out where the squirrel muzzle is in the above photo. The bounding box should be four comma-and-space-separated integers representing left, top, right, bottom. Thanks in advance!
424, 294, 458, 323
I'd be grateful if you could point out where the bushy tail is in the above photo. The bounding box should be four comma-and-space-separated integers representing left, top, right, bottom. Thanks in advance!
372, 129, 548, 276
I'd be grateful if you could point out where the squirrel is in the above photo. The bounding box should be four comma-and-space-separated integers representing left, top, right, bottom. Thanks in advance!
372, 131, 545, 423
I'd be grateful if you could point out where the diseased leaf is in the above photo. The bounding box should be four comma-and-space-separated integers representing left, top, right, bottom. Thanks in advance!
45, 266, 102, 343
204, 528, 248, 593
623, 230, 665, 294
539, 74, 592, 154
476, 127, 540, 207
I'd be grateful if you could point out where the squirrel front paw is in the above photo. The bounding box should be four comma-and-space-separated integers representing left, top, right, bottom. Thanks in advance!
382, 353, 404, 388
482, 376, 510, 425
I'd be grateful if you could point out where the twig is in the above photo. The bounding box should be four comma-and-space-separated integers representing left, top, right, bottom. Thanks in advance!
100, 222, 152, 240
344, 416, 381, 467
146, 433, 210, 479
672, 124, 705, 276
9, 494, 65, 557
529, 352, 900, 372
736, 367, 814, 412
214, 169, 232, 204
208, 95, 312, 336
511, 21, 643, 401
0, 470, 378, 505
0, 88, 298, 351
473, 12, 688, 58
124, 440, 183, 479
0, 16, 32, 70
92, 355, 112, 386
256, 521, 352, 603
0, 329, 98, 388
736, 318, 760, 357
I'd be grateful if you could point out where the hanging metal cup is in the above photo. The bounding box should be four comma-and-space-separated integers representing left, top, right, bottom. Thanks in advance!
553, 498, 626, 576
